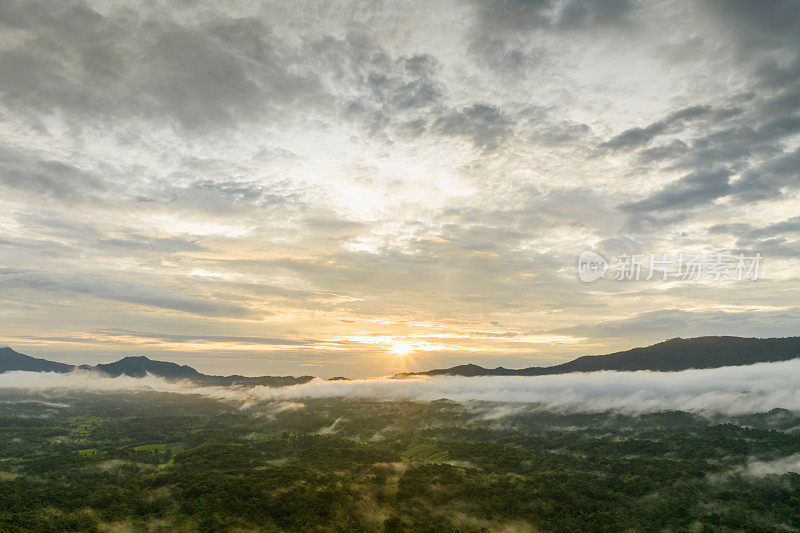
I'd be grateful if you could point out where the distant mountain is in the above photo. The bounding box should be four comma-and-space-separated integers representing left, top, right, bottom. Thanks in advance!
95, 355, 202, 380
0, 348, 313, 387
406, 336, 800, 377
192, 374, 315, 387
5, 336, 800, 385
0, 347, 75, 374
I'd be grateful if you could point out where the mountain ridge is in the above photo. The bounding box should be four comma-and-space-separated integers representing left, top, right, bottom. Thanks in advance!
0, 348, 314, 387
0, 346, 75, 374
402, 336, 800, 377
3, 335, 800, 384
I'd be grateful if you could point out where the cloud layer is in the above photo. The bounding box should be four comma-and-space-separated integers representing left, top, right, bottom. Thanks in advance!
5, 359, 800, 416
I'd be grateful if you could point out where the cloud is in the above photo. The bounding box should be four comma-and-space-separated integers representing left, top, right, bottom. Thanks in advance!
732, 145, 800, 201
710, 217, 800, 240
552, 308, 800, 340
556, 0, 636, 29
600, 105, 711, 150
99, 235, 205, 253
699, 0, 800, 55
1, 0, 800, 375
0, 269, 251, 317
91, 329, 312, 347
5, 359, 800, 416
619, 168, 733, 212
0, 1, 322, 132
470, 0, 635, 34
333, 37, 445, 136
709, 215, 800, 257
466, 0, 637, 75
736, 455, 800, 477
0, 144, 108, 201
434, 103, 513, 150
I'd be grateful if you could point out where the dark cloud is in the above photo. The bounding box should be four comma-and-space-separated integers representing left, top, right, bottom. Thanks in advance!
552, 308, 800, 340
700, 0, 800, 54
522, 108, 593, 146
0, 144, 108, 200
619, 168, 733, 212
297, 31, 460, 142
0, 1, 321, 131
556, 0, 636, 29
471, 0, 635, 33
0, 0, 586, 152
467, 0, 637, 74
636, 140, 690, 164
601, 105, 711, 151
99, 235, 205, 254
732, 146, 800, 201
619, 113, 800, 213
136, 178, 308, 217
434, 103, 512, 150
470, 0, 554, 34
601, 0, 800, 219
93, 329, 312, 346
336, 42, 445, 136
0, 269, 251, 318
709, 217, 800, 257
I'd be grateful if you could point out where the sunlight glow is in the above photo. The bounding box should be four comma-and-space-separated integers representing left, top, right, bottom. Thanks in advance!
389, 340, 415, 356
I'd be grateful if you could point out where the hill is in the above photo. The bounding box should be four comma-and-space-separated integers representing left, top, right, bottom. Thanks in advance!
0, 348, 313, 386
5, 336, 800, 384
407, 336, 800, 377
0, 347, 75, 374
95, 356, 202, 380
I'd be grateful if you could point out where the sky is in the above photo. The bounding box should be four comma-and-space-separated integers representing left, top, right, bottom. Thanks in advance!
0, 0, 799, 378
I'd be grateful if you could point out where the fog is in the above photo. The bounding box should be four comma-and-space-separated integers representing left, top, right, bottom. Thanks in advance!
710, 454, 800, 482
3, 358, 800, 416
739, 455, 800, 477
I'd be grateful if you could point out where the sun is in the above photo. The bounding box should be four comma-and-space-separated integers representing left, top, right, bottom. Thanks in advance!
389, 340, 415, 356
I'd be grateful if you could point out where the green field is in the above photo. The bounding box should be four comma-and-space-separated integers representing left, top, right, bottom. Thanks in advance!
401, 443, 449, 463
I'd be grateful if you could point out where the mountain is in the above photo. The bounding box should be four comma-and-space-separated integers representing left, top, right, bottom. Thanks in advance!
0, 347, 75, 374
406, 336, 800, 377
95, 355, 202, 380
0, 348, 313, 386
192, 374, 316, 387
5, 336, 800, 384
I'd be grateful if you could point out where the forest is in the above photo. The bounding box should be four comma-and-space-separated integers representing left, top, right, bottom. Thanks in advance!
1, 389, 799, 532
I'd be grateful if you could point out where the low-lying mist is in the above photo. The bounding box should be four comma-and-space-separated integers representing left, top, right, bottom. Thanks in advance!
3, 358, 800, 416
